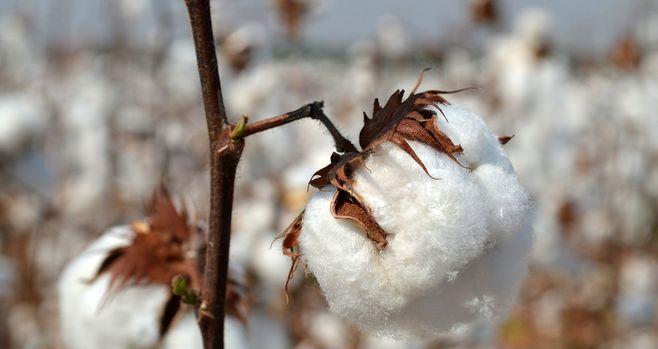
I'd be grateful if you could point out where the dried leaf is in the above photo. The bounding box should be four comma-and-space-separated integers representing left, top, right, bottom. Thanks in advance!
275, 0, 310, 41
277, 211, 304, 303
610, 35, 641, 70
471, 0, 498, 25
498, 134, 514, 145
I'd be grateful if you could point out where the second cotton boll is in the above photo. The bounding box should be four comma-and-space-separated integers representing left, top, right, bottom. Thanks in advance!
297, 99, 534, 339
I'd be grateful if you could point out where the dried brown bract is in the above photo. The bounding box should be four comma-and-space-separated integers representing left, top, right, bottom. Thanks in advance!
470, 0, 498, 25
610, 35, 642, 70
275, 0, 310, 41
279, 210, 304, 301
499, 134, 515, 145
92, 186, 249, 336
93, 186, 199, 294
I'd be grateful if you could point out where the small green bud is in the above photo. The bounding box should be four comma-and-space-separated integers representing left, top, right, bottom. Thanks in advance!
230, 116, 248, 140
171, 275, 200, 305
171, 275, 188, 296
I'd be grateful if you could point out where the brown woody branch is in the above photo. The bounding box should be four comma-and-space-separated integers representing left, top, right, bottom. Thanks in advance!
184, 1, 241, 348
243, 101, 358, 153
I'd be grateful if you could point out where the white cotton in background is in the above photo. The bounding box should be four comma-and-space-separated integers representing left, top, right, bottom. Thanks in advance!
306, 311, 351, 349
360, 334, 424, 349
231, 179, 280, 270
58, 225, 247, 349
56, 68, 113, 217
58, 226, 168, 349
251, 231, 302, 293
347, 40, 378, 101
246, 312, 291, 349
0, 94, 46, 154
617, 255, 658, 326
486, 8, 554, 112
611, 330, 658, 349
376, 15, 409, 60
299, 103, 533, 339
160, 39, 200, 103
161, 313, 249, 349
222, 23, 265, 58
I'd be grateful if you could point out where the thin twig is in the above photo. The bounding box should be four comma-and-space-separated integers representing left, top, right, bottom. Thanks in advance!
243, 101, 358, 153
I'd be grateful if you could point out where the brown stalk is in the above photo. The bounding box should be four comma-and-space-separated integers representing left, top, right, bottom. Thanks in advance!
243, 101, 358, 153
184, 1, 240, 348
183, 1, 355, 347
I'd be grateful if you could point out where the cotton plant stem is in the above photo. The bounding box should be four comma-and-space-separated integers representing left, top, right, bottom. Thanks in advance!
184, 1, 240, 348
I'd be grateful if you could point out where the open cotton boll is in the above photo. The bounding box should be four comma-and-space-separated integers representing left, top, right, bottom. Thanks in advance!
299, 103, 533, 338
58, 226, 170, 349
58, 225, 247, 349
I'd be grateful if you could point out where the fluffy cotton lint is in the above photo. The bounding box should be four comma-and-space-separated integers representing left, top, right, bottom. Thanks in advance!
58, 226, 247, 349
299, 103, 533, 339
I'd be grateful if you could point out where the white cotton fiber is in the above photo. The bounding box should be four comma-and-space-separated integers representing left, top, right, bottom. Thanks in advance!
58, 226, 169, 349
58, 225, 248, 349
299, 104, 533, 339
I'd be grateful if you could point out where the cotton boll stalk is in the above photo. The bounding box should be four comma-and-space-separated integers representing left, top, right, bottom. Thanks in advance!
297, 100, 533, 339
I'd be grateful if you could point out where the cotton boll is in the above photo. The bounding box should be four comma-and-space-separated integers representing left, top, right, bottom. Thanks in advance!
385, 222, 533, 339
471, 164, 531, 240
299, 104, 532, 338
59, 226, 247, 349
58, 226, 169, 349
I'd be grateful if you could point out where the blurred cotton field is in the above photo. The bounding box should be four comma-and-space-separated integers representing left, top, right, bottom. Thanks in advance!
1, 0, 658, 348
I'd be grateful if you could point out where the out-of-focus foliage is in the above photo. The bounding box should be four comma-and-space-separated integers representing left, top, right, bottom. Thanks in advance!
1, 0, 658, 348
